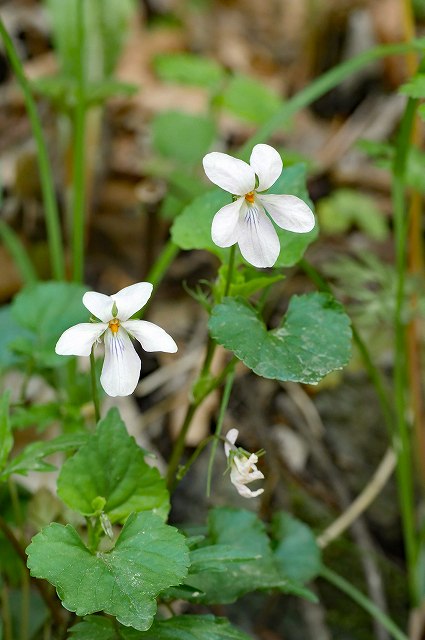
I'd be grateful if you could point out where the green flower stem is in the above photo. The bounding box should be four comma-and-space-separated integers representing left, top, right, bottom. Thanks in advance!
320, 566, 408, 640
206, 367, 236, 496
90, 347, 101, 423
300, 259, 394, 434
392, 94, 419, 603
166, 354, 237, 489
241, 40, 423, 158
176, 435, 215, 481
0, 221, 37, 285
71, 0, 87, 283
134, 241, 180, 320
223, 245, 236, 297
0, 19, 65, 281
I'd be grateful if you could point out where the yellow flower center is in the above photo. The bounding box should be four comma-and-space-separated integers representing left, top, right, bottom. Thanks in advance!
109, 318, 120, 334
245, 191, 255, 204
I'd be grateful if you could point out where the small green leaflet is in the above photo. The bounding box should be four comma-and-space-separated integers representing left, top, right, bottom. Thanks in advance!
0, 392, 13, 473
218, 75, 281, 125
26, 512, 190, 631
57, 408, 170, 522
152, 111, 216, 165
0, 433, 87, 482
271, 512, 321, 584
69, 614, 253, 640
11, 282, 88, 368
209, 293, 352, 384
183, 507, 316, 604
154, 53, 225, 89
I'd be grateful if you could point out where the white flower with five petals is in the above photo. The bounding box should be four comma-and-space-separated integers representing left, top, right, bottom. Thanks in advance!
224, 428, 264, 499
203, 144, 315, 268
55, 282, 177, 397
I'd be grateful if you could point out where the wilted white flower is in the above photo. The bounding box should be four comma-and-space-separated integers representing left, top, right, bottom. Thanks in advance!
224, 428, 264, 499
203, 144, 315, 268
55, 282, 177, 397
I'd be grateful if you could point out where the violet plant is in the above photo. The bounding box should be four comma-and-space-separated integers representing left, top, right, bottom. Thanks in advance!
0, 1, 423, 639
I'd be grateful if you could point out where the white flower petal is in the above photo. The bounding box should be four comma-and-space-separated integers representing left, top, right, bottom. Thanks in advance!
83, 292, 113, 322
258, 194, 315, 233
112, 282, 153, 322
101, 328, 141, 397
211, 198, 244, 248
123, 320, 177, 353
224, 428, 239, 458
250, 144, 283, 191
238, 203, 280, 268
203, 152, 255, 195
234, 483, 264, 499
55, 323, 106, 357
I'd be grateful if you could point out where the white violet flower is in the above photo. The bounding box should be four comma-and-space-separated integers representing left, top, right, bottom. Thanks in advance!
203, 143, 315, 268
224, 428, 264, 499
55, 282, 177, 397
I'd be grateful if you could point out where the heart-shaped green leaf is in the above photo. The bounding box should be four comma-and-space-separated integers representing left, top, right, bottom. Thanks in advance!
271, 512, 321, 584
57, 408, 169, 522
70, 614, 253, 640
208, 293, 351, 384
26, 512, 190, 630
184, 508, 315, 604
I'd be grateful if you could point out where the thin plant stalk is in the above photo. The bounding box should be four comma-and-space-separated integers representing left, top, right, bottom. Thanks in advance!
90, 347, 101, 423
320, 566, 408, 640
71, 0, 87, 283
241, 40, 423, 157
0, 19, 65, 281
0, 221, 38, 285
392, 94, 418, 602
206, 368, 235, 496
166, 355, 237, 488
223, 245, 236, 297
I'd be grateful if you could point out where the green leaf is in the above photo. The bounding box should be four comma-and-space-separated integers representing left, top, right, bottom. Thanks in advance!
0, 391, 13, 469
152, 111, 216, 165
317, 189, 388, 240
57, 408, 169, 522
69, 617, 120, 639
70, 614, 253, 640
209, 293, 352, 384
27, 512, 190, 631
154, 53, 225, 89
268, 164, 318, 268
0, 306, 32, 372
85, 80, 138, 106
271, 512, 321, 583
45, 0, 136, 80
399, 74, 425, 98
184, 508, 315, 604
171, 189, 228, 256
10, 403, 62, 433
0, 434, 87, 481
171, 163, 316, 268
0, 393, 12, 472
11, 282, 88, 368
219, 75, 281, 124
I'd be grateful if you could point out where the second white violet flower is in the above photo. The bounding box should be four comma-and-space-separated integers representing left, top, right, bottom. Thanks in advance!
55, 282, 177, 397
203, 143, 315, 268
224, 428, 264, 499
